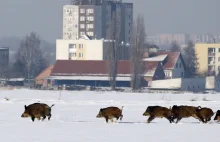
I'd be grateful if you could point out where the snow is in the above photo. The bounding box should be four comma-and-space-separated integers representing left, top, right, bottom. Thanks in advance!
1, 89, 220, 142
143, 54, 167, 61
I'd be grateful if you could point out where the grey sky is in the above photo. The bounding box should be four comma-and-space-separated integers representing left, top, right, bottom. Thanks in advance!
0, 0, 219, 42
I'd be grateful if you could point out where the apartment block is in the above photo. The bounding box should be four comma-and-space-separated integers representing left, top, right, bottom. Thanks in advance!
56, 35, 130, 61
195, 44, 220, 76
63, 0, 133, 44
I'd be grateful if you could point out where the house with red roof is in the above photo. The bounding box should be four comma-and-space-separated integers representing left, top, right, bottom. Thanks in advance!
143, 52, 187, 79
47, 60, 165, 87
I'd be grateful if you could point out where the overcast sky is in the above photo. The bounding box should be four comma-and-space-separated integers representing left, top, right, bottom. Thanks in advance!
0, 0, 219, 42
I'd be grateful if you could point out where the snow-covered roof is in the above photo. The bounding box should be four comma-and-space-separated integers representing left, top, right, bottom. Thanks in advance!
143, 54, 167, 61
8, 78, 25, 81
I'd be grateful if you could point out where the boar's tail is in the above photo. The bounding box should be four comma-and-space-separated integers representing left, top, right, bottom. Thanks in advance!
121, 106, 124, 112
50, 104, 55, 108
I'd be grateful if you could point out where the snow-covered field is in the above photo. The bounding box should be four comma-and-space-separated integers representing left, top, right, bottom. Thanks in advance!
1, 89, 220, 142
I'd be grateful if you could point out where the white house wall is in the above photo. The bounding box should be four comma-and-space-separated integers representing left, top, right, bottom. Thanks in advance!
85, 40, 103, 60
149, 78, 206, 92
56, 40, 69, 60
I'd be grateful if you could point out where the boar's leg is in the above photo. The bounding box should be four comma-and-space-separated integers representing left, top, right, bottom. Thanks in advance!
48, 113, 52, 120
105, 117, 109, 123
165, 116, 173, 123
147, 116, 155, 123
31, 116, 35, 122
42, 115, 47, 121
120, 114, 123, 121
176, 117, 182, 123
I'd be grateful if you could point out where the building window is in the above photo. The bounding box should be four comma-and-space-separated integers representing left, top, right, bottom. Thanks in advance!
69, 44, 76, 49
87, 24, 93, 29
80, 9, 85, 13
181, 72, 184, 77
79, 44, 84, 49
80, 16, 85, 21
80, 24, 85, 29
179, 63, 181, 68
87, 16, 94, 21
80, 32, 85, 36
87, 32, 94, 36
87, 9, 94, 13
79, 53, 84, 58
218, 57, 220, 62
219, 48, 220, 52
69, 53, 76, 58
176, 63, 178, 68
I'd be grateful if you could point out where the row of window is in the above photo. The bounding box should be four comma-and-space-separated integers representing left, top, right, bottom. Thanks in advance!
69, 44, 84, 49
80, 9, 94, 14
80, 24, 94, 29
64, 8, 94, 14
69, 52, 84, 58
80, 32, 94, 36
80, 16, 94, 21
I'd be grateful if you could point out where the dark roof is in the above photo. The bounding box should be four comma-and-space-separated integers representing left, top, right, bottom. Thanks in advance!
153, 52, 182, 70
52, 60, 160, 76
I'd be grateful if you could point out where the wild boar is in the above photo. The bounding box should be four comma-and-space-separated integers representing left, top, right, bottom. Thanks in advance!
143, 106, 173, 123
214, 110, 220, 122
21, 103, 55, 122
195, 107, 214, 123
171, 105, 201, 123
96, 106, 124, 123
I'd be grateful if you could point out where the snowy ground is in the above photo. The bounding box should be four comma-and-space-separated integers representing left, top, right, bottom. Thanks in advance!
1, 89, 220, 142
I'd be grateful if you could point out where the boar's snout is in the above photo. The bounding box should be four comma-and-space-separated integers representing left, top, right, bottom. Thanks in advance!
96, 112, 102, 118
143, 111, 148, 116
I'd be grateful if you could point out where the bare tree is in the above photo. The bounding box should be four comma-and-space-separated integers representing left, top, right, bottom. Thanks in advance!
170, 41, 181, 52
15, 32, 48, 81
182, 40, 199, 77
130, 15, 146, 91
106, 11, 121, 90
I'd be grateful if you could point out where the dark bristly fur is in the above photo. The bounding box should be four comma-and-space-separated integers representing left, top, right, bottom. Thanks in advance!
143, 106, 173, 123
96, 106, 124, 123
21, 103, 55, 122
195, 107, 214, 123
171, 105, 201, 123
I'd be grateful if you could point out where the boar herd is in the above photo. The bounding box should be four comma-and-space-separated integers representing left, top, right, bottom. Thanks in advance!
21, 103, 220, 124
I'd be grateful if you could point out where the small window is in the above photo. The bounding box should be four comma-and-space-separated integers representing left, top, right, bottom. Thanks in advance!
80, 9, 85, 13
80, 16, 85, 21
69, 44, 76, 49
87, 16, 94, 21
179, 63, 181, 68
176, 63, 178, 68
79, 44, 84, 49
219, 48, 220, 52
80, 24, 85, 29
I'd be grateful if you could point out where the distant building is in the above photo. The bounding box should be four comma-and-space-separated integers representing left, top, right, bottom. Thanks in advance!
63, 0, 133, 44
195, 43, 220, 76
35, 65, 54, 88
56, 35, 130, 60
47, 60, 165, 87
0, 47, 9, 77
143, 52, 187, 79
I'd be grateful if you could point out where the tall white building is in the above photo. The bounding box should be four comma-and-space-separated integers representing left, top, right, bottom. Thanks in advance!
62, 0, 133, 44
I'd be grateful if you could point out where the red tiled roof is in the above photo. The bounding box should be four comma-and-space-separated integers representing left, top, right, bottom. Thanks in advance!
51, 60, 160, 76
153, 52, 181, 69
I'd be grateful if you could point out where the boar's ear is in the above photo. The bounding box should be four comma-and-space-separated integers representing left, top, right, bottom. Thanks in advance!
100, 108, 104, 112
24, 105, 27, 109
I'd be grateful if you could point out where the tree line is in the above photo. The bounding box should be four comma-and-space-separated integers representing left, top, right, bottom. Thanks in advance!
1, 32, 49, 81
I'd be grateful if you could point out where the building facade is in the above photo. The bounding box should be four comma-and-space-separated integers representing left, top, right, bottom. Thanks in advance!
56, 37, 130, 60
195, 43, 220, 76
0, 47, 9, 77
63, 0, 133, 44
